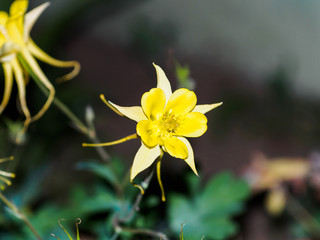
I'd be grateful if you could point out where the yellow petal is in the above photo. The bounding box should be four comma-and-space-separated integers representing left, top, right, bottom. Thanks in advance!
108, 101, 147, 122
9, 0, 28, 40
0, 12, 8, 47
177, 112, 207, 137
164, 88, 196, 116
23, 2, 50, 42
27, 40, 80, 82
0, 11, 8, 25
130, 143, 161, 181
6, 18, 24, 45
141, 88, 166, 121
136, 120, 158, 148
163, 136, 188, 159
153, 63, 172, 102
193, 102, 223, 114
10, 0, 28, 17
0, 62, 13, 114
178, 137, 198, 176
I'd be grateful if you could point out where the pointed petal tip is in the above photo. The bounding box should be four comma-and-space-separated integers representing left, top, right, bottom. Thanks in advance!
24, 2, 51, 41
100, 94, 113, 107
215, 101, 223, 108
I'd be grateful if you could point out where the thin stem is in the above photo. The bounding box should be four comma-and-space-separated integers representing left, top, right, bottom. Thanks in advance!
52, 96, 89, 135
39, 83, 110, 162
0, 191, 42, 240
120, 170, 154, 223
23, 57, 110, 162
112, 163, 168, 240
17, 54, 89, 136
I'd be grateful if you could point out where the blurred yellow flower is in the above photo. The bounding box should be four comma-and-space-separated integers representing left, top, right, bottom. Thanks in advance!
243, 153, 310, 215
0, 0, 79, 140
244, 153, 310, 191
83, 63, 222, 200
0, 156, 15, 190
265, 186, 286, 216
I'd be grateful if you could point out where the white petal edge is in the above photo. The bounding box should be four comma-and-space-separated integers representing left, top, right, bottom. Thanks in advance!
177, 137, 198, 176
153, 63, 172, 103
24, 2, 50, 42
131, 143, 161, 181
193, 102, 223, 114
108, 101, 147, 122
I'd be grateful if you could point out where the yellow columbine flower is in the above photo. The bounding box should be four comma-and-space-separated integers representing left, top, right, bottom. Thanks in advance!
0, 156, 15, 190
0, 0, 80, 140
83, 64, 222, 200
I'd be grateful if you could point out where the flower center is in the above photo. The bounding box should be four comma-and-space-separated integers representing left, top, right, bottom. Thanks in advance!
155, 109, 180, 139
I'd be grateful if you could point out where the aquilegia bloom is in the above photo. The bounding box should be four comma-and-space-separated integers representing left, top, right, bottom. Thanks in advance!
0, 0, 79, 140
83, 64, 222, 200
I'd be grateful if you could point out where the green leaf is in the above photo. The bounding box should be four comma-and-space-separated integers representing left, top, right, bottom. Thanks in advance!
76, 161, 118, 186
185, 172, 201, 196
168, 172, 250, 240
202, 172, 249, 203
71, 185, 119, 215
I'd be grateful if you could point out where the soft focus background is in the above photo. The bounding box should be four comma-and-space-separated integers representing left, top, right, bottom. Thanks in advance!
1, 0, 320, 239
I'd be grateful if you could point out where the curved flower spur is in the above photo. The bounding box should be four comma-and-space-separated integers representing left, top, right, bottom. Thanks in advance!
0, 156, 15, 190
83, 64, 222, 201
0, 0, 80, 142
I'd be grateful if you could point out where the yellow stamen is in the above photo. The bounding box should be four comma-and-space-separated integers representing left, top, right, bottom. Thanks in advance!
157, 154, 166, 202
82, 133, 138, 147
100, 94, 124, 117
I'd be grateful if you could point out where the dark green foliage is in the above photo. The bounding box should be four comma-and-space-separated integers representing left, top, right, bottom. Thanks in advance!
168, 172, 250, 240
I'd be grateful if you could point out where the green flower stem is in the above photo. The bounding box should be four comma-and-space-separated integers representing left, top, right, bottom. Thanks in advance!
52, 91, 110, 162
0, 191, 42, 240
111, 162, 167, 240
36, 81, 110, 162
18, 54, 110, 162
120, 169, 154, 223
